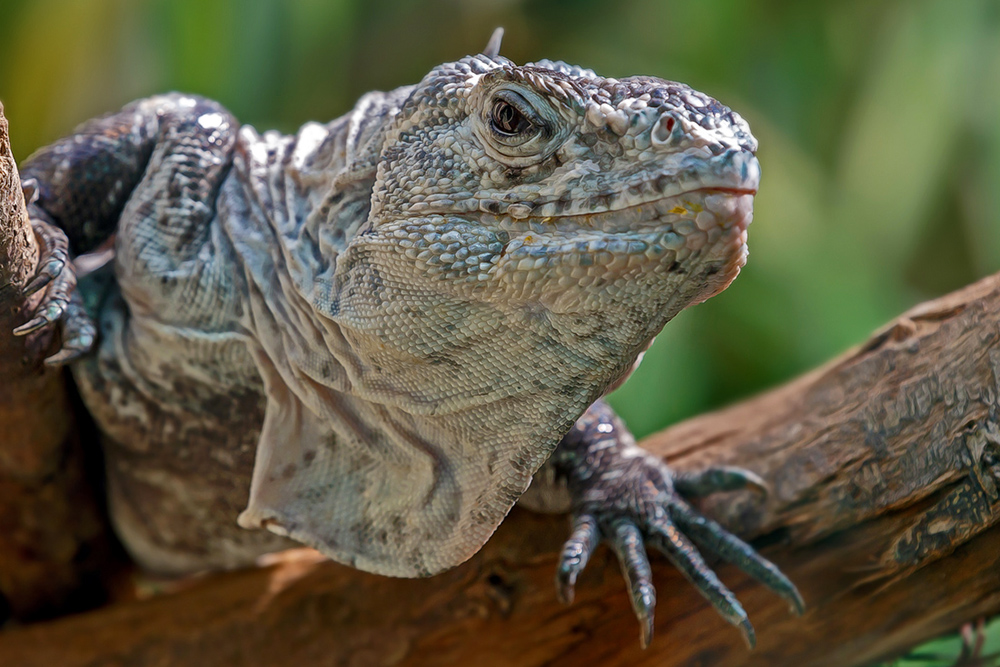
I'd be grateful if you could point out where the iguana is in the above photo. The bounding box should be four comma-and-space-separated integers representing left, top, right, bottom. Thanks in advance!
13, 31, 801, 648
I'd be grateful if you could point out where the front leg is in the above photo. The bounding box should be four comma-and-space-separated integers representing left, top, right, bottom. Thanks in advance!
525, 399, 803, 648
12, 94, 238, 364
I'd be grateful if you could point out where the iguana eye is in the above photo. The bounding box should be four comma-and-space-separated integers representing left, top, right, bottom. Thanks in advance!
487, 90, 544, 144
474, 84, 564, 166
491, 98, 531, 136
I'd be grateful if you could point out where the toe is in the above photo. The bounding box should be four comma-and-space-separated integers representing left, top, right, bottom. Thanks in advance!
646, 515, 755, 647
44, 291, 96, 366
673, 466, 768, 498
607, 519, 656, 648
23, 216, 70, 298
671, 504, 804, 615
556, 513, 600, 605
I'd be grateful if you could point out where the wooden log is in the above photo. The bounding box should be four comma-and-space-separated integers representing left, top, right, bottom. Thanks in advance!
0, 103, 113, 622
2, 268, 1000, 665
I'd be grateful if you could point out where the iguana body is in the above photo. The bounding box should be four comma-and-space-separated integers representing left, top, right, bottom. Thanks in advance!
16, 38, 800, 646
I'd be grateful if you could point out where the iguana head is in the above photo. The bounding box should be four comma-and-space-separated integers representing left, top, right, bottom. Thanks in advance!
336, 50, 757, 406
254, 45, 759, 576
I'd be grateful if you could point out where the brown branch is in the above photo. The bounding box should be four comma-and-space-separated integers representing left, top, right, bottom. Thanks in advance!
2, 269, 1000, 665
0, 103, 113, 621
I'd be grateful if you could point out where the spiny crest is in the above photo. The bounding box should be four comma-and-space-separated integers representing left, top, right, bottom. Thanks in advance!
404, 30, 607, 116
481, 27, 504, 59
479, 28, 597, 83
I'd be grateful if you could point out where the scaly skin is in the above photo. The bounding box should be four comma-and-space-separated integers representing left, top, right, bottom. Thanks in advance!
14, 36, 800, 646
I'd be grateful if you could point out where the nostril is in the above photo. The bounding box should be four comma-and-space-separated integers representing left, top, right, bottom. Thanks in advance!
651, 113, 678, 146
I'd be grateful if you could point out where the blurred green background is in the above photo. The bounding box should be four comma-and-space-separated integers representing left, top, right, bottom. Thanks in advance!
0, 1, 998, 664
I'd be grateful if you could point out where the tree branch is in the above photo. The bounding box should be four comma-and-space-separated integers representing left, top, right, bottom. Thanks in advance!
0, 103, 113, 622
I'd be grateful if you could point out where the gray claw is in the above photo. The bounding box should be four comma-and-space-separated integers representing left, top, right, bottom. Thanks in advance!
45, 346, 89, 366
23, 269, 55, 297
23, 215, 70, 298
608, 520, 656, 649
638, 606, 654, 649
674, 465, 768, 498
21, 178, 40, 204
44, 291, 96, 366
12, 316, 46, 336
739, 618, 756, 649
646, 515, 754, 645
13, 303, 64, 335
671, 504, 804, 616
556, 513, 599, 605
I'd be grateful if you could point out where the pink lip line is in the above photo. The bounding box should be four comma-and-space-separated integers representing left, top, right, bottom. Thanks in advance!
692, 186, 758, 196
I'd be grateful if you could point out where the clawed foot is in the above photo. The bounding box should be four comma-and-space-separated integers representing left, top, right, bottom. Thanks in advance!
553, 402, 803, 649
12, 181, 96, 365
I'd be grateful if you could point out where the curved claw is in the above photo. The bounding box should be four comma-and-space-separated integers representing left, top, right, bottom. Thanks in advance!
23, 265, 56, 297
44, 291, 97, 366
556, 513, 599, 605
13, 299, 69, 335
15, 218, 75, 337
671, 504, 805, 616
645, 515, 756, 649
22, 177, 40, 205
12, 215, 97, 363
608, 519, 656, 649
22, 211, 70, 297
45, 346, 91, 366
549, 400, 801, 649
673, 466, 768, 498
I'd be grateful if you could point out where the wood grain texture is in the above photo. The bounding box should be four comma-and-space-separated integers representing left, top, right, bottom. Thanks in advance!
3, 270, 1000, 665
0, 102, 35, 287
0, 104, 112, 622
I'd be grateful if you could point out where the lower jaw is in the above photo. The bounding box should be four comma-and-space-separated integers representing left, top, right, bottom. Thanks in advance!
598, 228, 747, 396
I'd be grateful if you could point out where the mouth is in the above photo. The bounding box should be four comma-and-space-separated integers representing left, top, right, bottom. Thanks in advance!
493, 185, 755, 238
492, 185, 754, 291
700, 186, 758, 196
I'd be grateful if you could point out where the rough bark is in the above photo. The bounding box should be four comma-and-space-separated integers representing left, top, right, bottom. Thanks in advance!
1, 267, 999, 666
0, 103, 113, 622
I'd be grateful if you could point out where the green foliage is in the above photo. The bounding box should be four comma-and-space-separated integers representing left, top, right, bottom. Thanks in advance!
878, 617, 1000, 666
0, 0, 998, 662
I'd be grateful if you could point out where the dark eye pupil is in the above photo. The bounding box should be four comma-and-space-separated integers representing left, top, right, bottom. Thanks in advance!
492, 101, 527, 135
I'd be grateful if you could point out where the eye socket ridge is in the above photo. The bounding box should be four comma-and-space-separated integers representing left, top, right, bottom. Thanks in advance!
489, 90, 547, 140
